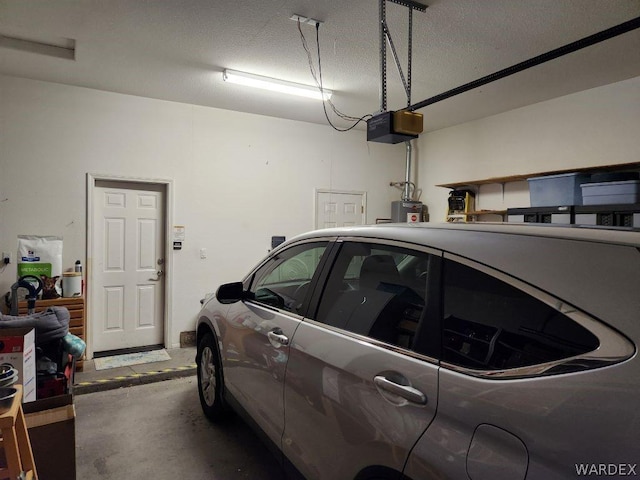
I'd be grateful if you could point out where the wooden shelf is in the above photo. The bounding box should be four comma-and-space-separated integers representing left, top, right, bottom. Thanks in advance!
449, 210, 507, 216
436, 161, 640, 189
447, 210, 508, 223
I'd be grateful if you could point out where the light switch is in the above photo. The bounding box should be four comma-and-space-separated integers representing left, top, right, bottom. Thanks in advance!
200, 248, 207, 259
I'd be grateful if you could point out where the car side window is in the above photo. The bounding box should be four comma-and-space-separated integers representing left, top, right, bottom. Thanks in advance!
249, 242, 328, 315
442, 259, 599, 371
315, 242, 433, 349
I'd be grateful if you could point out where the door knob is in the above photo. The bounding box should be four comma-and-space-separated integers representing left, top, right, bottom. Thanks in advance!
149, 270, 164, 281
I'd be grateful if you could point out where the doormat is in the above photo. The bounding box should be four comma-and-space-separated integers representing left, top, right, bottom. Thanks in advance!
94, 349, 171, 371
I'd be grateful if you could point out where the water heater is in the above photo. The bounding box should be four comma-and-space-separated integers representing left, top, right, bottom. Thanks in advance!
391, 200, 423, 223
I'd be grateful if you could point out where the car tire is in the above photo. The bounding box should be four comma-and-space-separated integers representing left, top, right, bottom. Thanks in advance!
197, 331, 225, 421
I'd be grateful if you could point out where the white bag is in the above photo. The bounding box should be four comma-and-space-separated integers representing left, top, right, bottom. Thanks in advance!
17, 235, 63, 297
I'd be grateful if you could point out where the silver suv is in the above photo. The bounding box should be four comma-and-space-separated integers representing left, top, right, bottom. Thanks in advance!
196, 223, 639, 480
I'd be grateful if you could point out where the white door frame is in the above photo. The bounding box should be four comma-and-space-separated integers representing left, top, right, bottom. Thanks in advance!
86, 173, 174, 359
314, 189, 367, 229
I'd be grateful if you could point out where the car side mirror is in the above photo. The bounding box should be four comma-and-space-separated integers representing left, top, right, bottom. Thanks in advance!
216, 282, 245, 304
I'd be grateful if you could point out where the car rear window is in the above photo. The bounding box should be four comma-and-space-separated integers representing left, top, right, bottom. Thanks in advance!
442, 259, 600, 371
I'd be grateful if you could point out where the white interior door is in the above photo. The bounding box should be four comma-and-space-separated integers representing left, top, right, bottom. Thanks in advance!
316, 190, 366, 229
92, 180, 165, 353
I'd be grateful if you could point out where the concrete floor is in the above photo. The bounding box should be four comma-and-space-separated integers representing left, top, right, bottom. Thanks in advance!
74, 347, 197, 394
75, 376, 284, 479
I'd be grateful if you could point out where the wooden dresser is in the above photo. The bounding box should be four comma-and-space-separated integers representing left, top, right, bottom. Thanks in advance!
16, 297, 86, 371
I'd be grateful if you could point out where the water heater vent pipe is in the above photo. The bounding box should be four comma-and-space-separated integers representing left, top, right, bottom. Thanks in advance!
403, 141, 412, 201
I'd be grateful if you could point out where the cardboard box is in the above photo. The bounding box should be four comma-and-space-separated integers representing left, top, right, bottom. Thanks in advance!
24, 394, 76, 480
0, 327, 36, 402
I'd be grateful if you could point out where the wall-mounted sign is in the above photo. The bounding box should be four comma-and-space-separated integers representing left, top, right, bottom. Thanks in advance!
173, 226, 185, 242
173, 226, 185, 250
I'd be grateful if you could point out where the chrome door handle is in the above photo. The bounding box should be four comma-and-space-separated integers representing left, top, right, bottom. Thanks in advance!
374, 375, 427, 405
268, 330, 290, 346
149, 270, 164, 281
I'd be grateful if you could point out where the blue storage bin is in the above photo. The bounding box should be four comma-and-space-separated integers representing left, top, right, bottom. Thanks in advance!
581, 180, 640, 205
527, 173, 591, 207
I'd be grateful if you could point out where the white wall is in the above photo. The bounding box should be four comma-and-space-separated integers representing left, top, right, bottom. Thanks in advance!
418, 75, 640, 220
0, 74, 406, 350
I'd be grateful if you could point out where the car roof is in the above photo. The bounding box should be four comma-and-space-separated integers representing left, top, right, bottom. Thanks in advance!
294, 222, 640, 248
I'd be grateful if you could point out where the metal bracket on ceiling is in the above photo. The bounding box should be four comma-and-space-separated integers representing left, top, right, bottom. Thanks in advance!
387, 0, 427, 12
290, 14, 324, 28
378, 0, 428, 112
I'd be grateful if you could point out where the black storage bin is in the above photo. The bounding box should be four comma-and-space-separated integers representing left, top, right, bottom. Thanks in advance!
507, 206, 574, 224
574, 203, 640, 228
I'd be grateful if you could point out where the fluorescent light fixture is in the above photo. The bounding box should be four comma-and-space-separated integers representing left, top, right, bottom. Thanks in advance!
0, 33, 75, 60
223, 69, 332, 100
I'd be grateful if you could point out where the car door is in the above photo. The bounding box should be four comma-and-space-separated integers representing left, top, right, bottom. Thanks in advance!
220, 240, 330, 447
282, 239, 442, 480
403, 254, 634, 480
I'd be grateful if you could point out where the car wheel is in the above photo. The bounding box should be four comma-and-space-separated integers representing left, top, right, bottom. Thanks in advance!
197, 331, 225, 421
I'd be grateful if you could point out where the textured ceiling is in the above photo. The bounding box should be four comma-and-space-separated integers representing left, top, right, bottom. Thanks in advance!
1, 0, 639, 132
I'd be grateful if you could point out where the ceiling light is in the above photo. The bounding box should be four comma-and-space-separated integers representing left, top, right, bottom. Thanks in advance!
223, 69, 332, 100
0, 33, 75, 60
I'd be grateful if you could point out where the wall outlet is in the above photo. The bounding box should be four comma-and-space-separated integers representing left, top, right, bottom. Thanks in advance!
2, 252, 11, 265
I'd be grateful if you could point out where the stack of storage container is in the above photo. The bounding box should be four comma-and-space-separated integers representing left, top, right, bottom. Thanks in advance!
577, 172, 640, 228
507, 171, 640, 227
